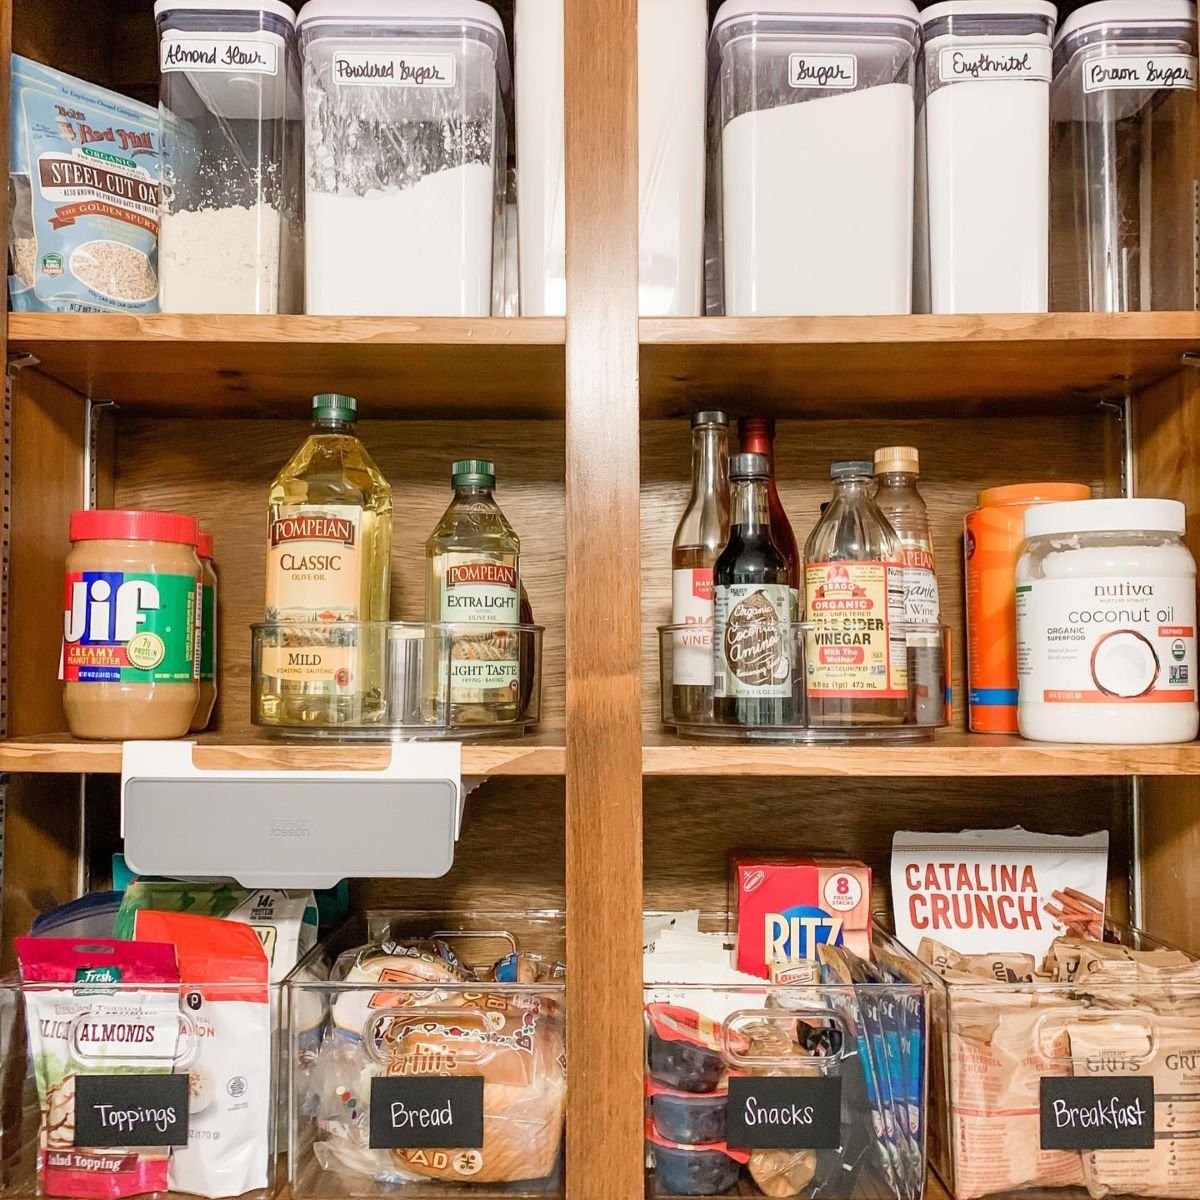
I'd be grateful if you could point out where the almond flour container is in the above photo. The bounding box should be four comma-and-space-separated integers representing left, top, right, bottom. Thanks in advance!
1015, 498, 1199, 744
62, 509, 201, 740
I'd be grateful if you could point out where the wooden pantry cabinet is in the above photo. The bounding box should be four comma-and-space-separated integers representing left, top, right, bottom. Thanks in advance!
2, 3, 1200, 1200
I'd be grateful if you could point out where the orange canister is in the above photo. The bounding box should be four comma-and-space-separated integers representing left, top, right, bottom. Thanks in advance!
965, 482, 1091, 732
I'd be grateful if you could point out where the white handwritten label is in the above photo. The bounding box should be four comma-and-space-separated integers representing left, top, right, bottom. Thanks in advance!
1083, 54, 1197, 93
333, 51, 457, 88
160, 33, 279, 76
788, 54, 857, 90
939, 44, 1052, 83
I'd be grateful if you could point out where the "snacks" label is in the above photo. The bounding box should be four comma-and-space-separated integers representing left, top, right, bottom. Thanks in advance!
63, 570, 198, 684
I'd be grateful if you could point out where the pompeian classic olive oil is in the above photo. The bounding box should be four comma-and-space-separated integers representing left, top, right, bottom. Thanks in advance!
425, 460, 521, 726
260, 393, 392, 727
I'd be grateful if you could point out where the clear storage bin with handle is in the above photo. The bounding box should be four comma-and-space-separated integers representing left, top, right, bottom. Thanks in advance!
708, 0, 920, 317
156, 0, 304, 314
1050, 0, 1199, 313
915, 1, 1057, 315
297, 0, 509, 317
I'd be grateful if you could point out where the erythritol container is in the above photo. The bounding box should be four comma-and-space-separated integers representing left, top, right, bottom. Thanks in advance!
156, 0, 303, 314
1017, 498, 1200, 744
965, 482, 1091, 733
297, 0, 509, 317
915, 1, 1057, 314
709, 0, 921, 316
1050, 0, 1199, 313
515, 0, 706, 316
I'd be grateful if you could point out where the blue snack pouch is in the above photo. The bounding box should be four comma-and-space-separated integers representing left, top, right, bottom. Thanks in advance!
9, 55, 161, 312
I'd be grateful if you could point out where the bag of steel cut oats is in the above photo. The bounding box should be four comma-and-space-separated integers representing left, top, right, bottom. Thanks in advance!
9, 55, 161, 313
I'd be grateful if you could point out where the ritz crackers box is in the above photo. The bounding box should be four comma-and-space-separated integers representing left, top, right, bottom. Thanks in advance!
734, 858, 873, 977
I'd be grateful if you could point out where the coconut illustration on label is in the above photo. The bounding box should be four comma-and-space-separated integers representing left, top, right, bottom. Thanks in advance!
725, 590, 789, 686
1091, 630, 1160, 699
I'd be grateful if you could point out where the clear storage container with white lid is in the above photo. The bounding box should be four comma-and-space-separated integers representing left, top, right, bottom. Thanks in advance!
1049, 0, 1199, 313
297, 0, 509, 317
1015, 497, 1200, 745
156, 0, 304, 314
915, 1, 1057, 315
708, 0, 920, 317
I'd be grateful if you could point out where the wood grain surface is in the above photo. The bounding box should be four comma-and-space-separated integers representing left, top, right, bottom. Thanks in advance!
641, 412, 1118, 731
11, 316, 566, 418
114, 417, 566, 731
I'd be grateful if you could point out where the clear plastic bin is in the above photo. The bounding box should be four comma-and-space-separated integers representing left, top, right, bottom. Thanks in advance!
297, 0, 510, 317
1050, 0, 1199, 313
156, 0, 304, 314
645, 922, 928, 1199
921, 924, 1200, 1200
252, 621, 542, 738
915, 1, 1057, 315
0, 979, 282, 1199
659, 621, 950, 742
287, 910, 565, 1196
708, 0, 920, 317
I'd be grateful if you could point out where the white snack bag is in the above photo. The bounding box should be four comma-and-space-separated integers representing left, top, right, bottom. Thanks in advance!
891, 827, 1109, 958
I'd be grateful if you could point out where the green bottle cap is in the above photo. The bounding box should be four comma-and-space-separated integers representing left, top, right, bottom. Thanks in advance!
452, 459, 496, 487
312, 393, 358, 420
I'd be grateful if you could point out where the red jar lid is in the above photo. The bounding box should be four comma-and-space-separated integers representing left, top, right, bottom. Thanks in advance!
70, 509, 199, 547
196, 530, 214, 559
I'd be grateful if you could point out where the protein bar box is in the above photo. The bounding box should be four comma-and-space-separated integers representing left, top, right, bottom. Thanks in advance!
733, 857, 873, 977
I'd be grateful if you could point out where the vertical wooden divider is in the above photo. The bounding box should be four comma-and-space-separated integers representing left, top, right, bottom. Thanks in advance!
563, 0, 644, 1191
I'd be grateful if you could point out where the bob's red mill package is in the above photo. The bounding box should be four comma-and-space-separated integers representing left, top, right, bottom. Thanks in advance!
890, 828, 1108, 959
733, 857, 872, 977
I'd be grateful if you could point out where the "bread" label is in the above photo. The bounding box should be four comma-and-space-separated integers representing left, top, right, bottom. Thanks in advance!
369, 1077, 484, 1150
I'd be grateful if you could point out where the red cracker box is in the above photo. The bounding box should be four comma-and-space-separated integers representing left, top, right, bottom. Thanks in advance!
734, 858, 873, 978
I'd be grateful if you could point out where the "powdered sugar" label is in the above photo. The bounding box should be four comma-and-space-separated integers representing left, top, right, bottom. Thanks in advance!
1083, 54, 1197, 93
333, 52, 457, 88
160, 34, 280, 76
788, 54, 857, 90
939, 44, 1052, 83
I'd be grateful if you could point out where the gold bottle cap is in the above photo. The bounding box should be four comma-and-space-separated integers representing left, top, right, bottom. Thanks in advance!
874, 446, 920, 475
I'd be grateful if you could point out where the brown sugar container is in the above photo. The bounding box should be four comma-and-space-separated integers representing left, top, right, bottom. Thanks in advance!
190, 529, 218, 731
62, 509, 201, 740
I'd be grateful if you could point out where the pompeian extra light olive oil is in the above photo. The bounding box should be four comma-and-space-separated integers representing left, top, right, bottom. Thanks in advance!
425, 459, 521, 726
260, 393, 392, 727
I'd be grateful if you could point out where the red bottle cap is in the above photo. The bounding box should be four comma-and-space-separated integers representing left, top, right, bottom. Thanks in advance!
69, 509, 199, 547
196, 530, 214, 559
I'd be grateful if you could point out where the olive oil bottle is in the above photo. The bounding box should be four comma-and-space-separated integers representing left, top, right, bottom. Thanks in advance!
259, 393, 392, 727
425, 460, 521, 726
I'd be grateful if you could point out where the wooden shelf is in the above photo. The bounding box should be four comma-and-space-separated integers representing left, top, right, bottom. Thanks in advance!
641, 730, 1200, 776
0, 728, 567, 775
640, 313, 1200, 417
8, 314, 566, 418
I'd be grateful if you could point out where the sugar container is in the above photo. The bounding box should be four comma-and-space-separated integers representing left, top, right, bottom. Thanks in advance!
916, 1, 1057, 315
156, 0, 304, 314
709, 0, 920, 317
1050, 0, 1199, 313
297, 0, 509, 317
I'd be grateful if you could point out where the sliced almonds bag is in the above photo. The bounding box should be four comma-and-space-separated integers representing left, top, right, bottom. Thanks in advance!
15, 936, 180, 1200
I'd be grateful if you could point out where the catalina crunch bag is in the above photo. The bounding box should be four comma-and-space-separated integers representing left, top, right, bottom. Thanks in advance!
9, 55, 160, 313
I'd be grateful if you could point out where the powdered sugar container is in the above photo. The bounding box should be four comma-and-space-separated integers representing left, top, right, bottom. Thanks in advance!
155, 0, 304, 314
915, 2, 1057, 315
297, 0, 510, 317
1050, 0, 1199, 312
708, 0, 921, 316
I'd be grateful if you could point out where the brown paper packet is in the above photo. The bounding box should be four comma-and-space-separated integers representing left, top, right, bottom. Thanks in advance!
1067, 1015, 1200, 1200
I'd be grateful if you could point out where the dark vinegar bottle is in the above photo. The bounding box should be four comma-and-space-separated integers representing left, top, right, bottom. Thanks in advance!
712, 453, 793, 728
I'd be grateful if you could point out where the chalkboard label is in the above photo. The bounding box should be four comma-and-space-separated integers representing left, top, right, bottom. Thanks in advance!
369, 1077, 484, 1150
74, 1074, 189, 1148
1040, 1077, 1155, 1151
727, 1075, 842, 1150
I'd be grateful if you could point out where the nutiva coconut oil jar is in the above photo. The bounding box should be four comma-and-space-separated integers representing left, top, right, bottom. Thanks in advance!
1016, 498, 1199, 744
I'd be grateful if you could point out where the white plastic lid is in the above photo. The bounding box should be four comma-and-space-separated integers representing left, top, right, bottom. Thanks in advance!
297, 0, 505, 38
1024, 498, 1187, 539
920, 0, 1057, 26
1056, 0, 1197, 47
712, 0, 919, 37
155, 0, 297, 22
